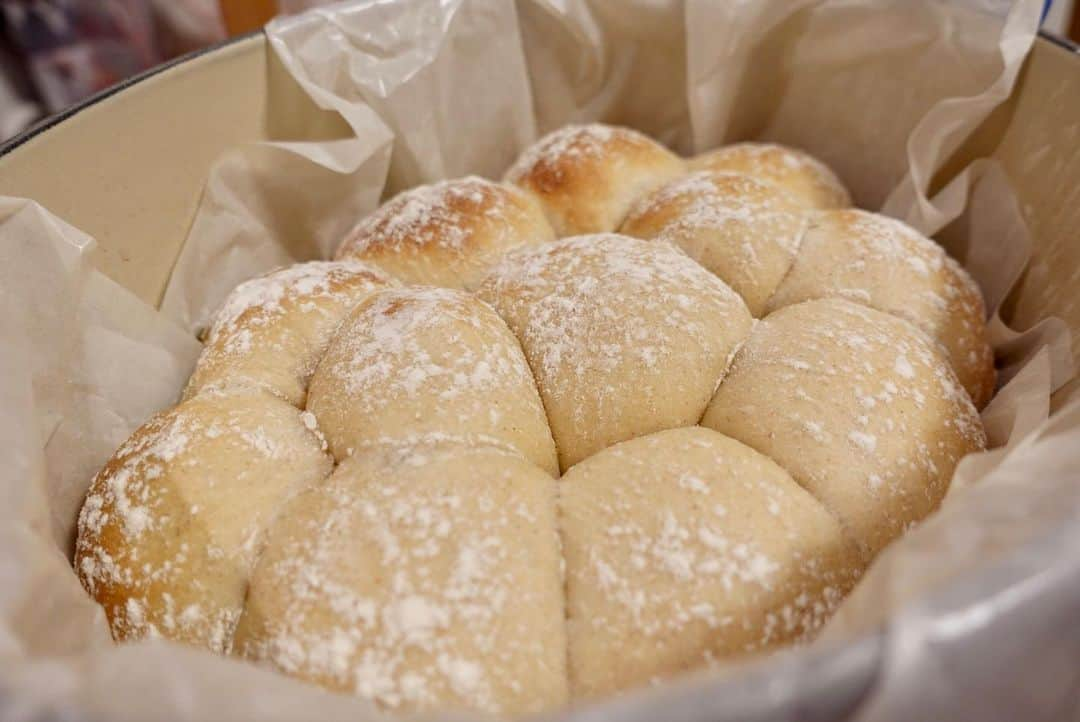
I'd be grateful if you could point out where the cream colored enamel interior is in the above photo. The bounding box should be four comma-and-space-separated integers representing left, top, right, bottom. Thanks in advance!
0, 36, 272, 307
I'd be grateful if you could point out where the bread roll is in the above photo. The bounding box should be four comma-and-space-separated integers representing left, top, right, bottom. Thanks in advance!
74, 390, 332, 652
476, 234, 752, 471
620, 171, 808, 315
234, 440, 567, 717
335, 176, 555, 289
505, 124, 685, 236
765, 209, 995, 408
701, 298, 986, 558
560, 427, 862, 699
184, 260, 395, 407
306, 286, 558, 475
690, 142, 850, 209
74, 122, 995, 710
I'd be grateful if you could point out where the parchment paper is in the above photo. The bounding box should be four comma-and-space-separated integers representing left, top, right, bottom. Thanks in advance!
3, 1, 1079, 721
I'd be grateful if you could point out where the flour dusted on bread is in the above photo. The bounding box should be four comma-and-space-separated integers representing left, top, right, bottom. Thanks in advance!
184, 260, 395, 406
75, 389, 332, 652
560, 427, 862, 699
505, 123, 685, 236
690, 142, 852, 209
621, 170, 809, 316
75, 124, 992, 716
766, 209, 995, 408
476, 233, 753, 471
307, 285, 558, 475
702, 298, 986, 558
234, 439, 567, 717
335, 176, 555, 289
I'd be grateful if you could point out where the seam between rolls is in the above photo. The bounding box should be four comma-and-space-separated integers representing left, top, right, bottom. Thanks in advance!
552, 478, 574, 700
226, 277, 372, 651
707, 331, 750, 404
230, 378, 341, 655
479, 293, 564, 476
699, 336, 872, 564
714, 429, 871, 564
761, 210, 815, 317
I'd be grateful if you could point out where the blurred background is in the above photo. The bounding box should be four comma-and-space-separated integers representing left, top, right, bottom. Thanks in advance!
0, 0, 1077, 143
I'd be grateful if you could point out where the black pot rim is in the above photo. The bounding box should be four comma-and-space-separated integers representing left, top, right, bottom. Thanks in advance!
0, 30, 261, 159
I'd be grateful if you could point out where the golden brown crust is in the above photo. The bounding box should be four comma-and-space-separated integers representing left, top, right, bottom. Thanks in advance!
76, 129, 994, 712
306, 285, 559, 475
234, 440, 567, 717
74, 390, 332, 652
561, 427, 863, 699
690, 142, 851, 210
703, 298, 987, 559
476, 233, 752, 471
183, 260, 395, 406
504, 124, 685, 236
765, 209, 996, 408
620, 171, 808, 315
335, 176, 555, 289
